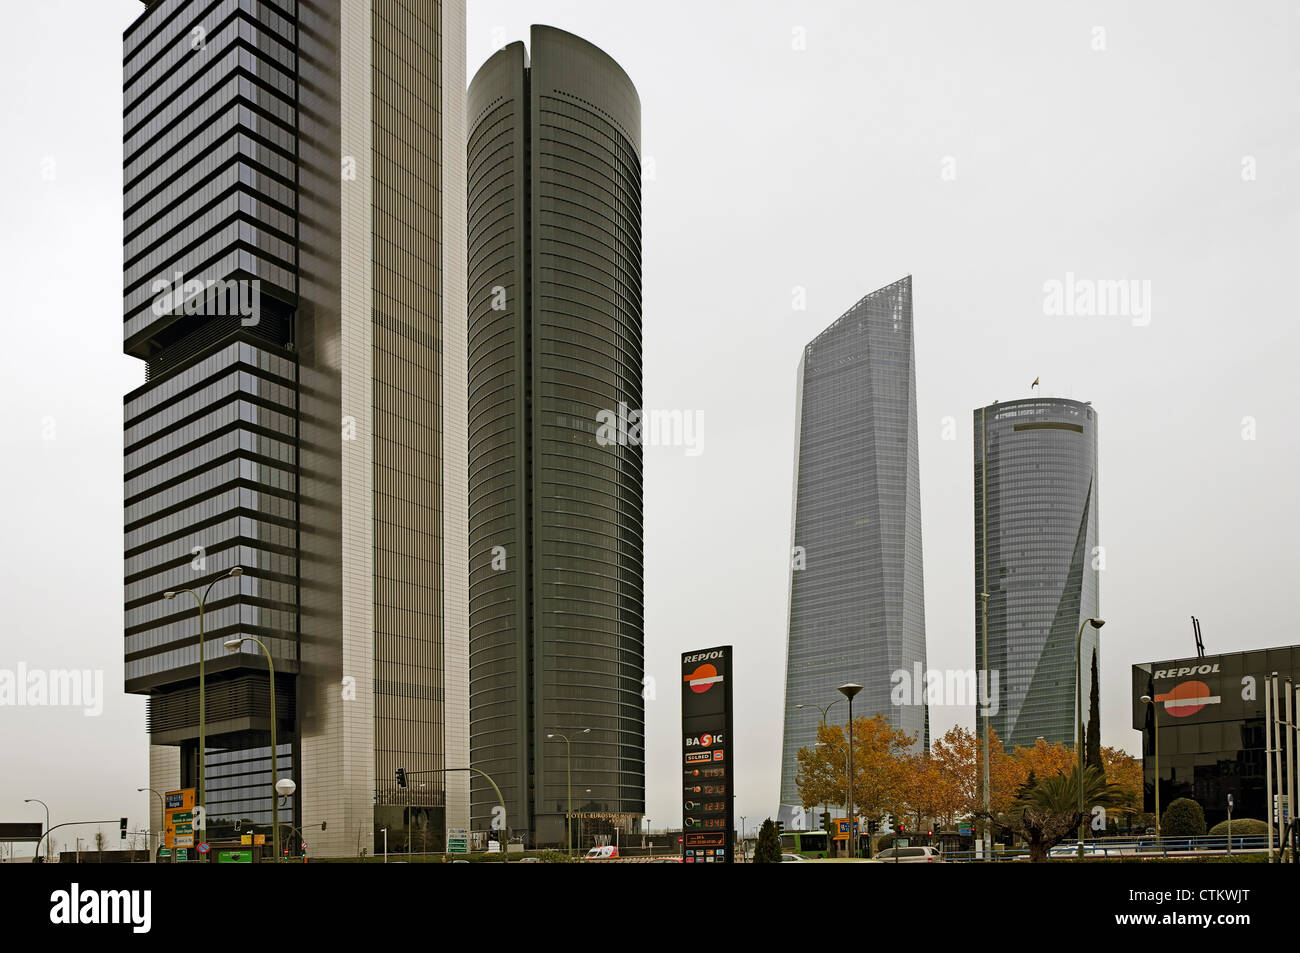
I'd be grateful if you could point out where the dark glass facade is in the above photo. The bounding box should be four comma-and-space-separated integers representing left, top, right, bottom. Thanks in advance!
123, 0, 469, 857
467, 26, 645, 847
975, 397, 1099, 749
778, 276, 928, 819
1132, 648, 1300, 829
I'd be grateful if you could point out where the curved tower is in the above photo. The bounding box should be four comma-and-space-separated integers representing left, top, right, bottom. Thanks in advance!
975, 397, 1100, 749
467, 26, 644, 847
778, 276, 929, 823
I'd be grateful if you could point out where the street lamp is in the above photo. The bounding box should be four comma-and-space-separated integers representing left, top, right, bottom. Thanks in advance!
816, 740, 851, 857
1139, 694, 1161, 837
546, 727, 590, 856
136, 789, 164, 862
163, 565, 242, 820
838, 683, 863, 858
796, 698, 843, 832
223, 633, 282, 861
1075, 617, 1105, 859
24, 799, 50, 862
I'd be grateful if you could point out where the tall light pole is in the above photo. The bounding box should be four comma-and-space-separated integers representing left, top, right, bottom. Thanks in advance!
24, 799, 50, 862
1139, 694, 1161, 837
838, 684, 862, 858
223, 634, 280, 860
164, 565, 242, 820
978, 402, 994, 861
795, 698, 842, 832
816, 740, 850, 856
1075, 617, 1105, 859
136, 789, 164, 862
546, 727, 590, 856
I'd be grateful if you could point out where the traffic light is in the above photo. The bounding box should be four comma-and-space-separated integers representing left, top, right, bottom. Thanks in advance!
120, 817, 128, 841
820, 812, 831, 831
776, 820, 785, 835
395, 767, 408, 788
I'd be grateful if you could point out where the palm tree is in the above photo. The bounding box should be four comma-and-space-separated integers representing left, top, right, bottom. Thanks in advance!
1007, 765, 1124, 862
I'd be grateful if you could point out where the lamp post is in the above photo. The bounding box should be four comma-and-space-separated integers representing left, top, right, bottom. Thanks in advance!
136, 789, 163, 862
164, 565, 242, 820
816, 740, 850, 857
838, 684, 863, 858
223, 634, 281, 860
1075, 617, 1105, 859
546, 727, 590, 856
978, 402, 995, 862
23, 799, 50, 862
796, 698, 843, 833
1139, 693, 1161, 837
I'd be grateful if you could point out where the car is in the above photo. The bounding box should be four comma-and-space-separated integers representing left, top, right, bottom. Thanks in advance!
780, 852, 809, 862
516, 856, 541, 862
584, 845, 619, 860
1048, 842, 1111, 858
873, 846, 944, 863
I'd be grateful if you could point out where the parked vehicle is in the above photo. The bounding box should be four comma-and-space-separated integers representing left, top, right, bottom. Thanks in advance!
780, 852, 809, 862
874, 846, 944, 863
584, 845, 619, 860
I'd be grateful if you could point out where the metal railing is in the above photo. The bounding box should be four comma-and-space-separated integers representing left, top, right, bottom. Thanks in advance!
941, 833, 1270, 862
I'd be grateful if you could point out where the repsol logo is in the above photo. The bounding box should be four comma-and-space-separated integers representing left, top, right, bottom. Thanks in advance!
1153, 664, 1220, 679
684, 651, 723, 664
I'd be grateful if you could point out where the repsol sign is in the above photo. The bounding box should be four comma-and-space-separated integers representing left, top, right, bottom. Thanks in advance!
1153, 663, 1221, 679
683, 650, 724, 664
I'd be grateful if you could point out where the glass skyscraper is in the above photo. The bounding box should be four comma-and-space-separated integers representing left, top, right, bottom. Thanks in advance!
778, 276, 928, 823
122, 0, 469, 858
466, 26, 645, 848
974, 397, 1100, 749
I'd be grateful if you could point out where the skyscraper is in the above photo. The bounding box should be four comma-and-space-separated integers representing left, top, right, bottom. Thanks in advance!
778, 276, 928, 825
122, 0, 468, 858
974, 397, 1100, 749
466, 26, 645, 848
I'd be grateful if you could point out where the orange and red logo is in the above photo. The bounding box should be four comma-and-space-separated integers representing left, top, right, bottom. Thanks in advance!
1154, 680, 1222, 718
684, 663, 723, 693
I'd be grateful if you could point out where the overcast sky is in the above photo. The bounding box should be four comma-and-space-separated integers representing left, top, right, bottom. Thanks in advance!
1, 0, 1296, 846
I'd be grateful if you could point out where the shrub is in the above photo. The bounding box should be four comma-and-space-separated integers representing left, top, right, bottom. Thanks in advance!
1208, 817, 1268, 837
1161, 798, 1206, 837
754, 819, 782, 863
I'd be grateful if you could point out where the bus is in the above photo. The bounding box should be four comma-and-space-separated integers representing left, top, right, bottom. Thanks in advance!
779, 830, 830, 858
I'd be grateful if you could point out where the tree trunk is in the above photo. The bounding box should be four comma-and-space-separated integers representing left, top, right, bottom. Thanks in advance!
1028, 832, 1048, 863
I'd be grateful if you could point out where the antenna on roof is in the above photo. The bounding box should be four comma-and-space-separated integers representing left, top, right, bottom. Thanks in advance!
1192, 616, 1206, 658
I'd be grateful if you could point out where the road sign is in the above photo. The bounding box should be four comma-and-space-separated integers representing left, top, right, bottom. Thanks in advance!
197, 842, 210, 854
217, 849, 253, 864
447, 829, 469, 854
165, 789, 195, 811
176, 848, 188, 862
159, 848, 170, 858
